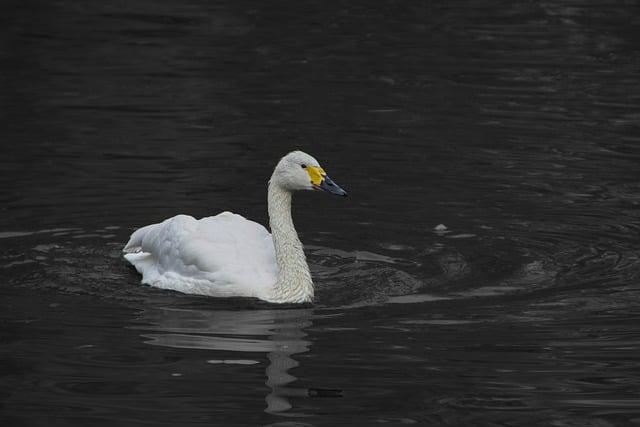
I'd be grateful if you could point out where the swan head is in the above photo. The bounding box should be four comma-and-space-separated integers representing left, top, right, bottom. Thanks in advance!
271, 150, 347, 196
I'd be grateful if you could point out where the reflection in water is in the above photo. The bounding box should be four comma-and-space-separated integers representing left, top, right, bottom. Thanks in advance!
137, 307, 313, 414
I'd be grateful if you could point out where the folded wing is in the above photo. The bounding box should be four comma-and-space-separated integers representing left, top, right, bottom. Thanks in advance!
123, 212, 277, 299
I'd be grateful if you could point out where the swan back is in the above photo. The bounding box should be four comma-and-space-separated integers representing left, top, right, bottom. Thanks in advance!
124, 213, 277, 300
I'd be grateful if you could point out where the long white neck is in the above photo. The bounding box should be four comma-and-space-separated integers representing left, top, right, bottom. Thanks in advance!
267, 181, 314, 303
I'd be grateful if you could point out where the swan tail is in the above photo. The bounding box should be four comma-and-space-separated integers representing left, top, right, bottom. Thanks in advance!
123, 223, 157, 253
124, 251, 158, 282
123, 224, 163, 283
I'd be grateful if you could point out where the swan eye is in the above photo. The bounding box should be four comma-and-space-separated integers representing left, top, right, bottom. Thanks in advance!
301, 163, 307, 169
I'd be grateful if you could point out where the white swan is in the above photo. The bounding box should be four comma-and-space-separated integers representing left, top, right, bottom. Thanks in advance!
123, 151, 346, 304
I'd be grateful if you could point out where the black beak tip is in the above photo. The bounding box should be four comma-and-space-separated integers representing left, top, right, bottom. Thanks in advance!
318, 176, 347, 197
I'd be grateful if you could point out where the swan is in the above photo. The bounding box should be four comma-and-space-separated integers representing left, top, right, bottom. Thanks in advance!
123, 150, 346, 304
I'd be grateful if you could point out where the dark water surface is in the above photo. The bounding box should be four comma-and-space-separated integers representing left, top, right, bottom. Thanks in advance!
2, 0, 640, 425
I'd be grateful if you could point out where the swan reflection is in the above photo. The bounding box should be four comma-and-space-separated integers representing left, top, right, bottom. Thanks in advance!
137, 306, 313, 414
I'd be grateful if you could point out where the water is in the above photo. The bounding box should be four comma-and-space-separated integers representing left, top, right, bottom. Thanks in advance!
1, 0, 640, 425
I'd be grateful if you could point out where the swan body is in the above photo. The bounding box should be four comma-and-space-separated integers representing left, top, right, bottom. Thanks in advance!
123, 151, 346, 304
123, 212, 278, 300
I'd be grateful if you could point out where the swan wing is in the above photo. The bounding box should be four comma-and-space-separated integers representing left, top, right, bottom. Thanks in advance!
123, 212, 277, 299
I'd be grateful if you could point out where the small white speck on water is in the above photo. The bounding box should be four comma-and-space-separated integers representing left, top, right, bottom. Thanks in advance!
75, 344, 95, 349
433, 224, 450, 235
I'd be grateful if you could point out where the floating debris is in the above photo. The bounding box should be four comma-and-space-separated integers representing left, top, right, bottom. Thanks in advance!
207, 359, 260, 365
433, 224, 450, 235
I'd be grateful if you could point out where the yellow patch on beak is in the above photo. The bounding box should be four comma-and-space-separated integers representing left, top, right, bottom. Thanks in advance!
306, 166, 326, 186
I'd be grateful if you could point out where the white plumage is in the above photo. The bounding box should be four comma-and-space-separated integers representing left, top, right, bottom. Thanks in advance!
123, 212, 278, 300
123, 151, 346, 304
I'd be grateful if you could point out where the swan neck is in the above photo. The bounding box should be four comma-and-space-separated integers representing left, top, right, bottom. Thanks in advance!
267, 182, 313, 303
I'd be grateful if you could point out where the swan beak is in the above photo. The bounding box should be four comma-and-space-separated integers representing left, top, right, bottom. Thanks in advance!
317, 175, 347, 197
307, 166, 347, 196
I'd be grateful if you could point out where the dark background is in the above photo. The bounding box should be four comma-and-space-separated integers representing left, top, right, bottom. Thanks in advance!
1, 0, 640, 425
